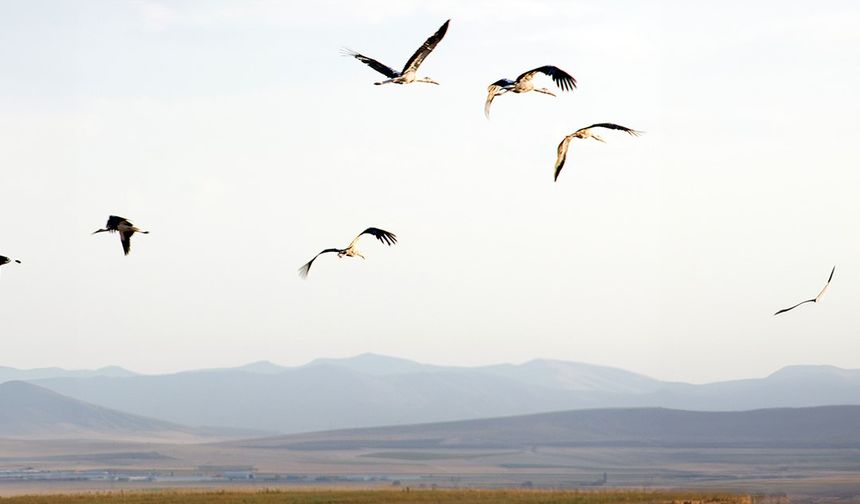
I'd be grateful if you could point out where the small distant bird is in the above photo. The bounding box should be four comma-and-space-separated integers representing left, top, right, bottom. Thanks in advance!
299, 227, 397, 278
554, 123, 643, 181
343, 19, 450, 86
485, 65, 577, 118
92, 215, 149, 256
0, 255, 21, 267
774, 266, 836, 316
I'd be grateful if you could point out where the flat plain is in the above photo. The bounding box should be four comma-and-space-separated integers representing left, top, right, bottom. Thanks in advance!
0, 488, 757, 504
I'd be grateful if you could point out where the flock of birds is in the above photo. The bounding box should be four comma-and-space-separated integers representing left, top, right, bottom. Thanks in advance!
0, 18, 837, 317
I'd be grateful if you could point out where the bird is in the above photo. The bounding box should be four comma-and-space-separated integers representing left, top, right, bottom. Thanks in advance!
299, 227, 397, 278
553, 123, 643, 181
92, 215, 149, 256
774, 266, 836, 316
484, 65, 577, 118
342, 19, 450, 86
0, 255, 21, 267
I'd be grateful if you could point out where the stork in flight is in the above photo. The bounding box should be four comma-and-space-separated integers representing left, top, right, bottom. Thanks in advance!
554, 123, 642, 181
484, 65, 577, 118
0, 255, 21, 267
92, 215, 149, 256
343, 19, 450, 86
0, 254, 21, 279
299, 227, 397, 278
774, 266, 836, 316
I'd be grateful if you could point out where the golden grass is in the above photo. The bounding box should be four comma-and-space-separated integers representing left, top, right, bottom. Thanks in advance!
0, 488, 752, 504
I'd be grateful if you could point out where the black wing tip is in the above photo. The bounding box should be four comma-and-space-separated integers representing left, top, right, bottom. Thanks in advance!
436, 19, 451, 34
14, 259, 22, 264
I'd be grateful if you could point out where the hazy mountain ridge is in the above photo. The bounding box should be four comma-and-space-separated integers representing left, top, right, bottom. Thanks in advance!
239, 405, 860, 451
8, 354, 860, 434
0, 381, 265, 442
0, 365, 136, 383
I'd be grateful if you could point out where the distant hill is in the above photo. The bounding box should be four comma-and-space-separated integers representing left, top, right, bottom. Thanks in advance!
0, 365, 137, 384
0, 381, 265, 442
238, 405, 860, 451
28, 354, 860, 434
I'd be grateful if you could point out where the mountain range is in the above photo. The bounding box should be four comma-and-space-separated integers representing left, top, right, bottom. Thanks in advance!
240, 404, 860, 451
3, 354, 856, 434
0, 381, 264, 442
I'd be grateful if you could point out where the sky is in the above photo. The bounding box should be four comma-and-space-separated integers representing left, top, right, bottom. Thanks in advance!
1, 1, 859, 384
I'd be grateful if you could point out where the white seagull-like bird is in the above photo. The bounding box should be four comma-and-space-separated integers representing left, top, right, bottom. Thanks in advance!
484, 65, 577, 118
299, 227, 398, 278
774, 266, 836, 316
343, 19, 450, 86
92, 215, 149, 256
554, 123, 643, 181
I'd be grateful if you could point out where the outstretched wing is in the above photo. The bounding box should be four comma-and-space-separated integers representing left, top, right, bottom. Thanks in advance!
554, 135, 574, 182
774, 299, 815, 316
577, 123, 643, 136
516, 65, 577, 91
298, 248, 340, 279
401, 19, 450, 74
814, 265, 836, 302
484, 79, 513, 118
342, 49, 400, 78
348, 227, 398, 249
106, 215, 127, 230
120, 230, 133, 256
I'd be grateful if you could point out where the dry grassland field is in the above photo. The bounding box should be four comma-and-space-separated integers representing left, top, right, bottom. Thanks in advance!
0, 489, 758, 504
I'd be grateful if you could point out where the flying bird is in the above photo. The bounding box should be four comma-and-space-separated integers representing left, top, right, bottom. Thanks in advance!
774, 266, 836, 316
343, 19, 450, 86
92, 215, 149, 256
554, 123, 643, 181
299, 227, 397, 278
485, 65, 577, 118
0, 255, 21, 267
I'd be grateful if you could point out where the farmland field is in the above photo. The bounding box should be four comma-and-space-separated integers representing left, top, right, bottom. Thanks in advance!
0, 489, 756, 504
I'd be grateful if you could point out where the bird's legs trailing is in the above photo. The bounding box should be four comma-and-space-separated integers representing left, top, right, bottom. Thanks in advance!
534, 87, 556, 97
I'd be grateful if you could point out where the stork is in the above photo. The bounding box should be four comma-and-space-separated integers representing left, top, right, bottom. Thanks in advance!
343, 19, 450, 86
299, 227, 397, 278
554, 123, 642, 181
774, 266, 836, 316
92, 215, 149, 256
485, 65, 577, 118
0, 255, 21, 267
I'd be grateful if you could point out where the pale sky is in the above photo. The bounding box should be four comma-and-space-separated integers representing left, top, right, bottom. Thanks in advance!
1, 1, 859, 384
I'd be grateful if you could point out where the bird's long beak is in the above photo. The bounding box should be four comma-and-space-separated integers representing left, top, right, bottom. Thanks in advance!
92, 228, 107, 235
14, 259, 21, 264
